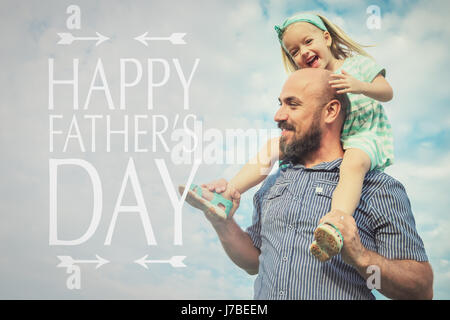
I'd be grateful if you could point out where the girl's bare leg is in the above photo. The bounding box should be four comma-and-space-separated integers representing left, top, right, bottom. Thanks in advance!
182, 137, 281, 218
310, 148, 372, 261
331, 148, 371, 216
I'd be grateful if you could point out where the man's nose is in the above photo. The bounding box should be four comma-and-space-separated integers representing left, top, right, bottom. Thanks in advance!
274, 106, 288, 122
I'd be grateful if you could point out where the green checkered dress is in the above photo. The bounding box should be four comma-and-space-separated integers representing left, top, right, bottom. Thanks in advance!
336, 54, 394, 171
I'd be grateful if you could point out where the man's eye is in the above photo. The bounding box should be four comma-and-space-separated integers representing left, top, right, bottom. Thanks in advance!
306, 39, 312, 44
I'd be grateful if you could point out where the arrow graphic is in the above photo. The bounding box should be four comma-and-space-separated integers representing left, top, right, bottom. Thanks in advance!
134, 255, 187, 269
57, 255, 110, 269
57, 32, 110, 46
134, 32, 186, 46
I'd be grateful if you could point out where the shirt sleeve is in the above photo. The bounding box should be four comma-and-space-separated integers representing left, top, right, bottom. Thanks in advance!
246, 192, 263, 249
357, 55, 386, 82
369, 178, 428, 261
245, 171, 279, 249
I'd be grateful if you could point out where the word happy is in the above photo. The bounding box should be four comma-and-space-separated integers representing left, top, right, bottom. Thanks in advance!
48, 58, 200, 110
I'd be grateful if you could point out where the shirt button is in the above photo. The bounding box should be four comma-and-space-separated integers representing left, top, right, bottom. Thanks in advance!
283, 256, 288, 261
288, 224, 293, 229
279, 290, 284, 296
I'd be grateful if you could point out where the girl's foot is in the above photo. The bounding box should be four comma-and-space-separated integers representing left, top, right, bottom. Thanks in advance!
178, 184, 233, 219
309, 241, 330, 262
310, 223, 344, 261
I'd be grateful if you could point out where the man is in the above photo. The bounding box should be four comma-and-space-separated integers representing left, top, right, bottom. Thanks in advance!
196, 68, 433, 299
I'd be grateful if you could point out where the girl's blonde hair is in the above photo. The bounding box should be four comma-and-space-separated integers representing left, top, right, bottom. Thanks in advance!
280, 13, 373, 73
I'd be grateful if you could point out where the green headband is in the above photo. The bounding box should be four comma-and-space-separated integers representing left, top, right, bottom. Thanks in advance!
274, 13, 328, 51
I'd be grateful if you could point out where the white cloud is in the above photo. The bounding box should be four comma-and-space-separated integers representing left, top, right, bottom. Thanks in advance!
1, 0, 449, 299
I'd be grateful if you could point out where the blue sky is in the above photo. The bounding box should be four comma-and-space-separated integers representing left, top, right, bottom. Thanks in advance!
1, 0, 449, 299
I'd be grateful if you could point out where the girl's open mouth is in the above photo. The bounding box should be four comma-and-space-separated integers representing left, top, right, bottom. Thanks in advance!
307, 55, 319, 67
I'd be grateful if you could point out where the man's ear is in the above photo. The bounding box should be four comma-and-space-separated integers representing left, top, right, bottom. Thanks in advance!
323, 99, 341, 124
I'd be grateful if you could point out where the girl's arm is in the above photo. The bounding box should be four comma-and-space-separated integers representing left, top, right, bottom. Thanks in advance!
329, 71, 394, 102
229, 137, 280, 194
360, 73, 393, 102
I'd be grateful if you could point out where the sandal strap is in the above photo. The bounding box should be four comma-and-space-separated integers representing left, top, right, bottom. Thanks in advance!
190, 184, 233, 217
210, 193, 233, 216
319, 222, 344, 243
190, 184, 202, 197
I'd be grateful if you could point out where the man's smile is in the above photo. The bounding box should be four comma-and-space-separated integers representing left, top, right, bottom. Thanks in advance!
279, 121, 296, 137
281, 128, 294, 137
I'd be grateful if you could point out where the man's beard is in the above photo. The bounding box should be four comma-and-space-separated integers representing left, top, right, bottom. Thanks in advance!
279, 117, 322, 165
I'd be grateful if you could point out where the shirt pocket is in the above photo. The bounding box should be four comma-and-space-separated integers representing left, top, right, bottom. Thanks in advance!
261, 182, 290, 226
311, 180, 337, 220
313, 180, 337, 199
264, 182, 290, 200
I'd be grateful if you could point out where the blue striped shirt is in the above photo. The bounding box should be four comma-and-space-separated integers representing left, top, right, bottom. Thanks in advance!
246, 158, 428, 300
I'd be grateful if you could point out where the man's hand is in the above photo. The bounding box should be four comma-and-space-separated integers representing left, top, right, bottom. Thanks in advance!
320, 210, 433, 299
201, 179, 241, 223
319, 209, 368, 267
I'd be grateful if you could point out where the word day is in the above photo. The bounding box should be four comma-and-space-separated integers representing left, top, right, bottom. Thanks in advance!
49, 157, 201, 247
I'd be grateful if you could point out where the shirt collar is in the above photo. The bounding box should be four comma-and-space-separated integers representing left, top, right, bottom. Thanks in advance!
281, 158, 343, 171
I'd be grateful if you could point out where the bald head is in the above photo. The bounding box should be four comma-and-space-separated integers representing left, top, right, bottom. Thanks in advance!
281, 68, 349, 123
286, 68, 335, 104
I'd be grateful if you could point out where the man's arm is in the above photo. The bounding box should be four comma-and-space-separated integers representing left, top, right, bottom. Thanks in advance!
353, 249, 433, 300
202, 179, 260, 275
320, 210, 433, 300
211, 218, 260, 275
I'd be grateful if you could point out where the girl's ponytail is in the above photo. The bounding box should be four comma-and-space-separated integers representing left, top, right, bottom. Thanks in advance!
317, 14, 373, 60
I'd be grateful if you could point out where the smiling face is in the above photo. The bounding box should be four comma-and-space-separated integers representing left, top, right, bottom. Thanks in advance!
275, 68, 348, 164
278, 103, 323, 165
282, 22, 336, 71
275, 70, 327, 162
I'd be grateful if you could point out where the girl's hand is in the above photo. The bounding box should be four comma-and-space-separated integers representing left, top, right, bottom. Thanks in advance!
329, 70, 366, 94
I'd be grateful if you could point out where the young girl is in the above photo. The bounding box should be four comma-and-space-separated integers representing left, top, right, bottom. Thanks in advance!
180, 12, 394, 262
